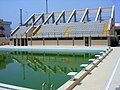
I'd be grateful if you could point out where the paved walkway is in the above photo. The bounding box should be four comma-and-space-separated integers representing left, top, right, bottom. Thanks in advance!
73, 47, 120, 90
108, 56, 120, 90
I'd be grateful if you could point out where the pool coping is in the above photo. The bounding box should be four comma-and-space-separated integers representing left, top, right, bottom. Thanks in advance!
0, 83, 33, 90
0, 45, 108, 51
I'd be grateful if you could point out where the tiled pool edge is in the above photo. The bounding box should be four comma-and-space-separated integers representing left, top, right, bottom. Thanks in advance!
58, 48, 113, 90
0, 46, 103, 53
0, 83, 33, 90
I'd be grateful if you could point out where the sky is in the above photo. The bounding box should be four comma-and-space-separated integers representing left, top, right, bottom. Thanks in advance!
0, 0, 120, 29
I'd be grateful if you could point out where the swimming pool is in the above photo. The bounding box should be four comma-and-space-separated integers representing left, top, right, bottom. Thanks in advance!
0, 49, 101, 89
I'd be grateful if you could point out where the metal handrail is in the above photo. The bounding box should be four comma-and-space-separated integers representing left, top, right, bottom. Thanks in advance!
13, 31, 117, 38
50, 84, 54, 90
42, 83, 47, 90
42, 83, 54, 90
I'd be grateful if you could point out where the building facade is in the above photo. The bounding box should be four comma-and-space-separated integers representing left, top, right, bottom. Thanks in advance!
0, 19, 11, 45
0, 19, 11, 37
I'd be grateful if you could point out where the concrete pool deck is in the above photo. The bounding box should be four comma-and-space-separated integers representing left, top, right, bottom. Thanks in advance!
73, 47, 120, 90
0, 45, 120, 90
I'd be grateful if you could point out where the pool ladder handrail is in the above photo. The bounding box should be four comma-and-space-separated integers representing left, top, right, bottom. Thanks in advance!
42, 83, 47, 90
50, 84, 54, 90
42, 83, 54, 90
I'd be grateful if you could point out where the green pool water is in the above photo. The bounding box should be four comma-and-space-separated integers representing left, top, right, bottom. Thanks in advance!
0, 51, 99, 90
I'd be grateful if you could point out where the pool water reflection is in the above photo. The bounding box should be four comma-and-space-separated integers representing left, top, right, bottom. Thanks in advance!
0, 51, 99, 89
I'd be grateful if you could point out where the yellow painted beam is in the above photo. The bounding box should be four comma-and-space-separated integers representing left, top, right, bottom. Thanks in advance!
34, 28, 42, 37
64, 27, 72, 36
103, 24, 108, 36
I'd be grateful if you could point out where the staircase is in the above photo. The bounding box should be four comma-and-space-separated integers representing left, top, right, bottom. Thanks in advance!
64, 27, 72, 36
103, 24, 108, 36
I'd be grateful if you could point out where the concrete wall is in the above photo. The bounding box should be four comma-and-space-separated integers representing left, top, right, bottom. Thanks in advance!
10, 37, 110, 46
91, 40, 108, 46
28, 40, 32, 46
10, 39, 14, 45
45, 40, 57, 45
59, 40, 73, 45
32, 40, 43, 45
74, 40, 84, 46
0, 37, 9, 45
